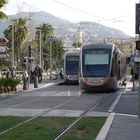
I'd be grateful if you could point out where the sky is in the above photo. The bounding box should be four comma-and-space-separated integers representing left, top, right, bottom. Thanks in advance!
2, 0, 140, 37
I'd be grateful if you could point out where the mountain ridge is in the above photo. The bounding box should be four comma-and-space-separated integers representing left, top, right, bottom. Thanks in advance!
0, 11, 130, 40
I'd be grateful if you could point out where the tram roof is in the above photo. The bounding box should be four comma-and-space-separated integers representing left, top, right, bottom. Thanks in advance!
65, 50, 80, 56
81, 43, 115, 50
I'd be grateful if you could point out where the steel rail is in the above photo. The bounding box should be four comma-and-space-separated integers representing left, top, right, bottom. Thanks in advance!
0, 94, 85, 135
52, 93, 112, 140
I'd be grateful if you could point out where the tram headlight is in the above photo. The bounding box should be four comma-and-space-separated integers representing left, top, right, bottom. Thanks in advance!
85, 79, 92, 84
68, 76, 71, 79
99, 79, 104, 85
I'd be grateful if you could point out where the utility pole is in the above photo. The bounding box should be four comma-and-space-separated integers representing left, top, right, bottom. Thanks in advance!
135, 3, 140, 119
12, 21, 15, 67
36, 27, 42, 67
39, 29, 42, 67
49, 36, 53, 80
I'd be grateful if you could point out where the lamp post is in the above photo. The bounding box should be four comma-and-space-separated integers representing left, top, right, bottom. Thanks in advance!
36, 27, 42, 66
48, 36, 53, 80
12, 21, 15, 67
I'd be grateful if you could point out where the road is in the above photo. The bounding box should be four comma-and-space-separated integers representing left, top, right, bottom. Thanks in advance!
0, 83, 129, 117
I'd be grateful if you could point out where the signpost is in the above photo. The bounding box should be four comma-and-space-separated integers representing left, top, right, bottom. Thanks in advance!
0, 46, 8, 53
0, 38, 9, 58
136, 3, 140, 119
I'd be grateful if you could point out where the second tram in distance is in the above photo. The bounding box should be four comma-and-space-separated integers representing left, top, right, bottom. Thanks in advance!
64, 51, 79, 84
79, 43, 126, 92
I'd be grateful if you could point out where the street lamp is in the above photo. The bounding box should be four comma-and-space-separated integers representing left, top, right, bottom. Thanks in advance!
12, 20, 15, 67
48, 36, 53, 80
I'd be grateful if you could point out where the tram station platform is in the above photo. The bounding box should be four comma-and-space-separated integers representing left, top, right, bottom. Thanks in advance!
96, 79, 140, 140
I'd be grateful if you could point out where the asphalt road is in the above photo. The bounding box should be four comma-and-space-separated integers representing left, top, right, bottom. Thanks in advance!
0, 84, 122, 117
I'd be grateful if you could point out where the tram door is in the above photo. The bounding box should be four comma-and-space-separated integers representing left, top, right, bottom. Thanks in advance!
111, 51, 120, 80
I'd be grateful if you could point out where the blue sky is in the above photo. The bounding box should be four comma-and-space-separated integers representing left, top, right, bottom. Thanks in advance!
2, 0, 140, 36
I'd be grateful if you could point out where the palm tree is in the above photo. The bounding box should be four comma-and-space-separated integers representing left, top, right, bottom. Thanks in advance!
4, 18, 28, 68
35, 23, 54, 68
14, 18, 28, 62
0, 0, 8, 19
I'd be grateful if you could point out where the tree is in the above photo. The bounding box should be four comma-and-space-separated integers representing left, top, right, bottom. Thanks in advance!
14, 18, 28, 62
51, 38, 64, 70
0, 0, 8, 19
35, 23, 54, 68
4, 18, 28, 68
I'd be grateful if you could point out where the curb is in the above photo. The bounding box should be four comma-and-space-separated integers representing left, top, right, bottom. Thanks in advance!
96, 113, 115, 140
19, 82, 57, 93
0, 82, 58, 98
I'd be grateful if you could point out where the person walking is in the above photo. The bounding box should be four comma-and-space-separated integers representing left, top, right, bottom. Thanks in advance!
32, 67, 39, 88
35, 65, 43, 83
22, 69, 29, 90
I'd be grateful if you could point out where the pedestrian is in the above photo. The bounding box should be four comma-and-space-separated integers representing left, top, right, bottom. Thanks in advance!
22, 69, 29, 90
131, 64, 139, 81
6, 67, 16, 78
35, 65, 43, 83
38, 66, 43, 83
32, 68, 38, 88
59, 70, 63, 80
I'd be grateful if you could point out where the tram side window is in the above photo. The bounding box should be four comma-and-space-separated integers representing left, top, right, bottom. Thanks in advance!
111, 57, 117, 76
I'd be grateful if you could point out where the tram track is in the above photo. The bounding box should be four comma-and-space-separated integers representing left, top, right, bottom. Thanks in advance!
0, 95, 81, 135
0, 85, 78, 111
0, 83, 117, 139
52, 94, 106, 140
0, 93, 110, 137
52, 88, 125, 139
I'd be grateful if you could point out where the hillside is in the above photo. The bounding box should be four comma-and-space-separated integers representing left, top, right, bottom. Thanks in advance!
0, 11, 130, 40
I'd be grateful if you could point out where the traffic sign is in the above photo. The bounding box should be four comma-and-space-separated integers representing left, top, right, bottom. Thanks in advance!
134, 57, 140, 62
0, 38, 9, 45
0, 46, 9, 53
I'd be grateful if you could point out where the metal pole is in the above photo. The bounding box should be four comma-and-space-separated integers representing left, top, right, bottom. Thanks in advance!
39, 29, 42, 66
138, 33, 140, 119
12, 21, 14, 67
139, 62, 140, 119
50, 38, 52, 80
132, 63, 135, 92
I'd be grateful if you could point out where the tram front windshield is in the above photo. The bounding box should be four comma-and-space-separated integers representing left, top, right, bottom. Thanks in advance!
66, 56, 79, 75
82, 49, 111, 77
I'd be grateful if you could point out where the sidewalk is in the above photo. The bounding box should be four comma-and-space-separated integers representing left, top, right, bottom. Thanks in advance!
16, 79, 62, 93
96, 79, 140, 140
0, 79, 62, 98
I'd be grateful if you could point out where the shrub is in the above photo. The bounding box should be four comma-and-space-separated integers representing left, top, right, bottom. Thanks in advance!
0, 77, 21, 93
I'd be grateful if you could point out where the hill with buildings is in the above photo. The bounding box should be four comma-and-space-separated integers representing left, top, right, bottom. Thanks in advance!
0, 11, 130, 42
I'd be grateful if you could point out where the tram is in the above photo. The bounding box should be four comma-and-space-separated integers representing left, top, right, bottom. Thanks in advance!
79, 43, 126, 92
64, 51, 80, 84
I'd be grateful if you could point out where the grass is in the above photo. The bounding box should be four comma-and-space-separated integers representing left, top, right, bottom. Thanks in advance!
0, 116, 29, 132
0, 116, 106, 140
60, 117, 106, 140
